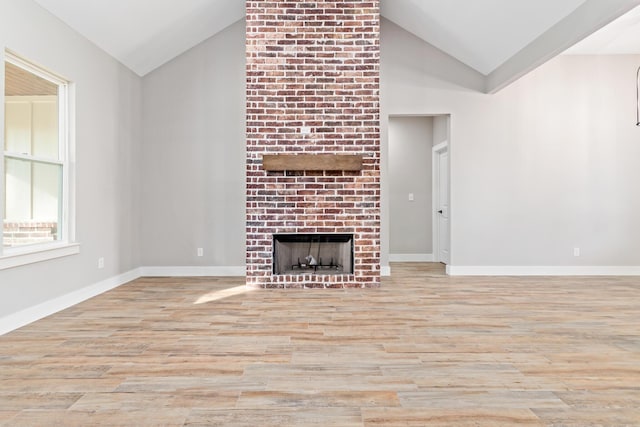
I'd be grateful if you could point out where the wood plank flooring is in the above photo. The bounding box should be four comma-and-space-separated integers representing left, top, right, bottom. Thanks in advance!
0, 263, 639, 426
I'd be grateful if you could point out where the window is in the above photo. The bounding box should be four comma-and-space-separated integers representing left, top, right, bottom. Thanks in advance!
1, 51, 77, 268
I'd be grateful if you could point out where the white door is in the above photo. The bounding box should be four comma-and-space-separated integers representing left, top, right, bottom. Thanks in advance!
433, 143, 450, 264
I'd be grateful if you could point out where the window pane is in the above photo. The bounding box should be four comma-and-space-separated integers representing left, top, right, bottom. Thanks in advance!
4, 97, 59, 160
4, 100, 32, 155
4, 61, 60, 159
32, 98, 59, 160
3, 157, 61, 248
32, 161, 62, 222
4, 157, 31, 220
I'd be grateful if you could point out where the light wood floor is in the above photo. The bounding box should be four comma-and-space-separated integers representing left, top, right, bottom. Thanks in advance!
1, 263, 639, 426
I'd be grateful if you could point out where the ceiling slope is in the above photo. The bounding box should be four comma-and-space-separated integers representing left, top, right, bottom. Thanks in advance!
29, 0, 640, 92
381, 0, 588, 76
33, 0, 244, 76
564, 3, 640, 55
486, 0, 640, 93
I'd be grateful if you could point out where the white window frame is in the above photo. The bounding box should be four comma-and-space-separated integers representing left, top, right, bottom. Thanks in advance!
0, 50, 78, 270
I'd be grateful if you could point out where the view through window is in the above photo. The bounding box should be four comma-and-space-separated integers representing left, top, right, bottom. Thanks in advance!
3, 53, 68, 250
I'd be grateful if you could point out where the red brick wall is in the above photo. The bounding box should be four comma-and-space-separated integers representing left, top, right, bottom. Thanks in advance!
3, 221, 57, 247
246, 0, 381, 288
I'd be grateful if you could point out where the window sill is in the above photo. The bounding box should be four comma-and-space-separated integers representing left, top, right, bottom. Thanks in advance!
0, 242, 80, 270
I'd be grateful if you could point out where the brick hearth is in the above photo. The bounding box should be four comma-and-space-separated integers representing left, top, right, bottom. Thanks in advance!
246, 0, 381, 288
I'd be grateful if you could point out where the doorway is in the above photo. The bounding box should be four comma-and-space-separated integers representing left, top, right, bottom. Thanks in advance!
433, 141, 450, 265
388, 114, 451, 267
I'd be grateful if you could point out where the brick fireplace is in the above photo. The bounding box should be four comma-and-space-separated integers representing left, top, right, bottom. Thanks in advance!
246, 1, 381, 288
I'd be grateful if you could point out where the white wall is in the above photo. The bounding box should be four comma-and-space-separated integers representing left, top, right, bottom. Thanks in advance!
140, 20, 246, 269
134, 17, 636, 274
0, 0, 142, 319
388, 116, 433, 257
382, 19, 640, 271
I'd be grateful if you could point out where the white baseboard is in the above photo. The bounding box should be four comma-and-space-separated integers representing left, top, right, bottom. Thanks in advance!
389, 253, 434, 262
0, 268, 141, 336
139, 266, 247, 277
447, 265, 640, 276
7, 262, 635, 336
0, 265, 248, 335
5, 262, 403, 335
381, 265, 391, 276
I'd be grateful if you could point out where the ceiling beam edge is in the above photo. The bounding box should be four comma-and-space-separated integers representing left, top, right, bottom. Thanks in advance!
485, 0, 640, 94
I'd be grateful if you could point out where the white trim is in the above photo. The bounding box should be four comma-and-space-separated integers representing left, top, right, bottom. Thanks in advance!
448, 265, 640, 276
0, 243, 80, 270
4, 151, 64, 166
139, 266, 247, 277
432, 140, 450, 265
0, 267, 140, 335
0, 55, 4, 249
389, 253, 434, 262
432, 141, 448, 153
66, 82, 77, 244
0, 265, 250, 335
5, 50, 69, 84
16, 262, 636, 337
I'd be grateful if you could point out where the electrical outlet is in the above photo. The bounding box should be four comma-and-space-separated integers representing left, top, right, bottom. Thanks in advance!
573, 247, 580, 257
98, 257, 105, 269
197, 248, 203, 257
408, 193, 414, 201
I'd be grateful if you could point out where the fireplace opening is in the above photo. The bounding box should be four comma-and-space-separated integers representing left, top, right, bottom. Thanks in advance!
273, 234, 354, 275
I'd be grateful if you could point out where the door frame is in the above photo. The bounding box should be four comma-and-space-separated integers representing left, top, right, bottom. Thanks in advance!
432, 141, 450, 265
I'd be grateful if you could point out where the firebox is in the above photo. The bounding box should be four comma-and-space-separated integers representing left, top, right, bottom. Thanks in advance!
273, 234, 354, 276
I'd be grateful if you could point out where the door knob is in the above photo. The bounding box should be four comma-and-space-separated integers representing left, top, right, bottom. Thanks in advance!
437, 210, 443, 214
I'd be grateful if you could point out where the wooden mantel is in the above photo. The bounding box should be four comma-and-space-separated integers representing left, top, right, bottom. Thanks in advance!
262, 154, 363, 171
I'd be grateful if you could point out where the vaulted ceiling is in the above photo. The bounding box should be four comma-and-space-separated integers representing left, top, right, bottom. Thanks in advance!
32, 0, 640, 92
